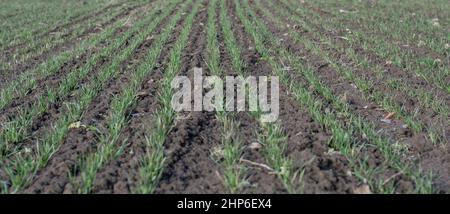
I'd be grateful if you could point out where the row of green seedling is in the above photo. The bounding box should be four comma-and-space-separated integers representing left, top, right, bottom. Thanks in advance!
260, 0, 445, 144
0, 0, 131, 52
283, 0, 450, 94
0, 0, 180, 194
70, 0, 192, 194
134, 0, 203, 194
237, 0, 433, 193
0, 1, 155, 111
207, 0, 246, 193
225, 0, 297, 193
0, 0, 172, 155
1, 2, 134, 72
300, 0, 450, 57
278, 0, 449, 118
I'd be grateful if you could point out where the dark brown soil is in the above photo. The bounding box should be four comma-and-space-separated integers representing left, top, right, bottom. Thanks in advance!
90, 3, 194, 194
0, 3, 171, 155
274, 0, 450, 108
22, 2, 188, 194
216, 1, 286, 193
155, 1, 228, 194
1, 0, 448, 194
411, 140, 450, 192
0, 3, 147, 88
228, 0, 365, 193
260, 0, 450, 193
1, 2, 126, 55
286, 0, 450, 67
249, 0, 420, 193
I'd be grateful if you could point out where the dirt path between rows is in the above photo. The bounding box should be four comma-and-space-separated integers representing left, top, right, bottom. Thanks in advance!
0, 3, 148, 88
2, 1, 127, 54
274, 0, 450, 103
229, 0, 365, 193
22, 2, 187, 194
154, 1, 228, 194
260, 0, 450, 192
89, 2, 197, 194
0, 3, 173, 159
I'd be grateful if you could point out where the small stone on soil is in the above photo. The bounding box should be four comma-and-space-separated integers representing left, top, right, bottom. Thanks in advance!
248, 142, 262, 150
380, 119, 392, 124
418, 40, 426, 47
136, 91, 148, 97
353, 185, 372, 194
68, 121, 85, 129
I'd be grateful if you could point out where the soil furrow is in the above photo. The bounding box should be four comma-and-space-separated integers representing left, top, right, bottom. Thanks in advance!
228, 0, 363, 193
260, 0, 450, 192
280, 2, 450, 96
223, 0, 286, 193
256, 1, 431, 144
86, 3, 193, 194
0, 3, 154, 117
0, 3, 147, 86
153, 1, 227, 194
285, 0, 450, 67
274, 1, 450, 106
23, 2, 188, 194
0, 3, 174, 156
1, 1, 128, 54
241, 0, 422, 193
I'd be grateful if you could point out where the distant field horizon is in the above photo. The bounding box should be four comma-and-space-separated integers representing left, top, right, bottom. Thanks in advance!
0, 0, 449, 194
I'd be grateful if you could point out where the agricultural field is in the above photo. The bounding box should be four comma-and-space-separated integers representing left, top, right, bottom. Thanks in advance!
0, 0, 449, 194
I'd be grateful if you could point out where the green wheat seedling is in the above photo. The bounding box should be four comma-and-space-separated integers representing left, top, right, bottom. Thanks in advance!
0, 0, 159, 111
0, 0, 176, 158
224, 0, 296, 192
72, 0, 193, 194
206, 0, 246, 193
236, 0, 433, 193
259, 0, 445, 144
295, 0, 450, 58
219, 0, 245, 77
1, 3, 131, 72
134, 0, 203, 194
221, 0, 296, 193
282, 0, 450, 94
0, 0, 110, 49
135, 135, 166, 194
0, 0, 182, 193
